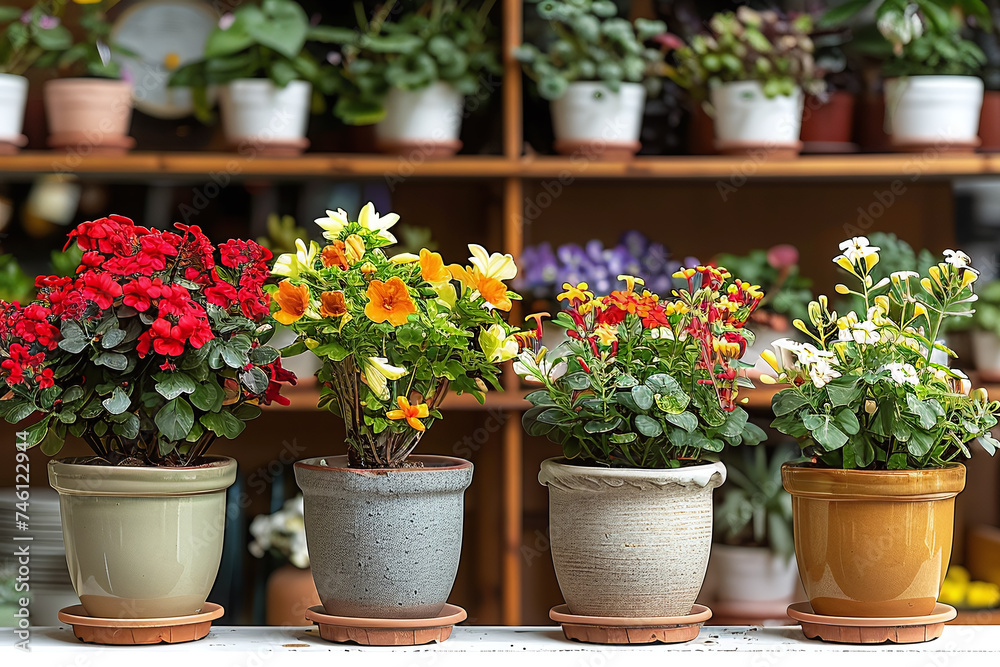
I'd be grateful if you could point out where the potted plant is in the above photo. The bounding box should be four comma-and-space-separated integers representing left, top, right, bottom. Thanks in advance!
828, 1, 989, 151
799, 24, 859, 152
949, 279, 1000, 380
169, 0, 335, 156
317, 0, 500, 157
248, 494, 320, 626
762, 236, 999, 625
0, 2, 72, 153
0, 215, 293, 626
273, 204, 519, 633
707, 442, 800, 612
515, 0, 668, 159
713, 244, 813, 363
42, 0, 136, 153
667, 7, 825, 158
516, 267, 766, 632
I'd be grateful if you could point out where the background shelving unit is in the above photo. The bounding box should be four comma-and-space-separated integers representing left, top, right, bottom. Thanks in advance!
1, 0, 999, 627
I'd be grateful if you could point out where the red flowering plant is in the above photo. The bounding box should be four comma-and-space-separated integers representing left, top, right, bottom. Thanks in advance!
515, 267, 767, 468
0, 215, 295, 466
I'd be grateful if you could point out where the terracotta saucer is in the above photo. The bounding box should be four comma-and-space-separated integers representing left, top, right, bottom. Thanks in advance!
305, 603, 467, 645
716, 140, 803, 159
891, 138, 980, 154
0, 134, 28, 155
376, 138, 463, 158
549, 603, 712, 644
58, 602, 223, 645
787, 602, 957, 644
553, 139, 641, 160
230, 136, 310, 157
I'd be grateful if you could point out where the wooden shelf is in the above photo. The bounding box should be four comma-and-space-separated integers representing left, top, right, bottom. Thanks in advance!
2, 151, 999, 182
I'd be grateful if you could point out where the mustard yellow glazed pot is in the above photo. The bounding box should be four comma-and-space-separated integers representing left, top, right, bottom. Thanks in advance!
781, 462, 965, 618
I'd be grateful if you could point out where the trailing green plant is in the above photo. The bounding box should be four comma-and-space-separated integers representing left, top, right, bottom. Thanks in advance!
514, 0, 668, 100
715, 442, 800, 561
713, 244, 813, 327
762, 236, 1000, 470
516, 267, 766, 469
822, 0, 989, 76
666, 7, 826, 102
314, 0, 501, 125
0, 2, 73, 76
169, 0, 337, 122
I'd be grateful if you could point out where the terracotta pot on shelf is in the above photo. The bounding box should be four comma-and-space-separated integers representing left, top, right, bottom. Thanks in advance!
47, 456, 237, 619
539, 458, 726, 617
265, 564, 320, 626
550, 81, 646, 160
979, 91, 1000, 152
687, 103, 717, 155
293, 455, 472, 620
800, 91, 856, 153
44, 78, 135, 154
782, 463, 966, 618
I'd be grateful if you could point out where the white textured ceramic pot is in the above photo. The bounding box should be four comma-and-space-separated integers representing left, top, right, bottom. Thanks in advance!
375, 82, 464, 157
294, 455, 473, 619
884, 76, 984, 151
550, 81, 646, 159
44, 78, 134, 153
47, 456, 237, 619
218, 79, 312, 153
711, 81, 803, 156
539, 458, 726, 617
706, 545, 799, 605
0, 73, 28, 151
972, 330, 1000, 382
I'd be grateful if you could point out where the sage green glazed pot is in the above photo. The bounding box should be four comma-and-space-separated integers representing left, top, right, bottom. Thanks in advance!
47, 456, 237, 619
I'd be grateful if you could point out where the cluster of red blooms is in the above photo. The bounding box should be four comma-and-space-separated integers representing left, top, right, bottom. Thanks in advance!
0, 215, 283, 398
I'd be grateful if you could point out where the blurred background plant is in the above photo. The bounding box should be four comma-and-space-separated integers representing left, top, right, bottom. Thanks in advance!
55, 0, 130, 79
0, 1, 73, 76
248, 494, 309, 569
714, 244, 813, 330
949, 279, 1000, 338
0, 254, 33, 303
939, 565, 1000, 609
318, 0, 501, 125
257, 213, 310, 255
515, 0, 669, 100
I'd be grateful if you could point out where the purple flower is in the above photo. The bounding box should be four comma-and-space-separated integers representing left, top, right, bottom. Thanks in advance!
20, 11, 30, 24
219, 13, 236, 30
39, 15, 59, 29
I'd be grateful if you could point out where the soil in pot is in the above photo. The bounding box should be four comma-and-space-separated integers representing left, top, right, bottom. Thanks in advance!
782, 462, 965, 618
294, 455, 473, 620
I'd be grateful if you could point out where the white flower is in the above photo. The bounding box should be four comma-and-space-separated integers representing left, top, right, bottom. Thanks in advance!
882, 362, 919, 385
838, 236, 880, 264
943, 249, 972, 270
468, 244, 517, 282
479, 324, 518, 363
513, 348, 567, 384
272, 238, 318, 278
314, 208, 350, 240
796, 342, 837, 366
249, 495, 309, 568
851, 320, 881, 345
808, 360, 841, 388
362, 356, 407, 401
315, 203, 399, 244
877, 5, 922, 50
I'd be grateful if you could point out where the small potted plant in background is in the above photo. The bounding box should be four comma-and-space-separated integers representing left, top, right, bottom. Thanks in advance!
516, 0, 668, 159
318, 0, 500, 157
517, 268, 765, 643
43, 0, 136, 153
273, 204, 519, 644
0, 215, 292, 642
0, 2, 72, 153
169, 0, 335, 156
704, 442, 800, 617
248, 494, 319, 627
763, 237, 999, 642
828, 1, 989, 152
713, 244, 813, 364
666, 7, 825, 158
949, 279, 1000, 381
799, 22, 860, 153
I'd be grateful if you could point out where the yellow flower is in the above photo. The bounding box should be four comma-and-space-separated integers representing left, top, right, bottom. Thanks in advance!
449, 244, 516, 311
390, 253, 420, 264
273, 280, 310, 325
363, 357, 407, 401
557, 281, 592, 305
163, 52, 181, 70
344, 234, 365, 264
479, 324, 518, 363
593, 324, 618, 346
314, 202, 399, 244
672, 268, 696, 280
835, 283, 850, 294
364, 277, 417, 326
420, 248, 451, 286
272, 239, 318, 278
617, 274, 644, 293
386, 396, 429, 431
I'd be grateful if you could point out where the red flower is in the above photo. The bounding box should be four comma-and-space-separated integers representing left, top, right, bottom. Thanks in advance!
1, 359, 25, 385
13, 305, 60, 350
258, 357, 296, 406
138, 313, 214, 358
122, 277, 165, 312
237, 285, 270, 321
80, 272, 123, 310
220, 239, 272, 269
66, 214, 139, 254
205, 275, 238, 309
35, 368, 55, 389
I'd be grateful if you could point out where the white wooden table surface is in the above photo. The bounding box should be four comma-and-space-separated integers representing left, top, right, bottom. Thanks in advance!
3, 625, 998, 666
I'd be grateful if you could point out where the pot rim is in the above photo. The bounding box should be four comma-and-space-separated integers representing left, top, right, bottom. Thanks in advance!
539, 456, 726, 490
48, 455, 237, 497
294, 454, 472, 473
781, 461, 966, 501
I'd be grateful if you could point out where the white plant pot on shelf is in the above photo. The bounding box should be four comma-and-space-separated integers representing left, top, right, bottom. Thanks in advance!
0, 73, 28, 153
972, 330, 1000, 382
550, 81, 646, 160
710, 81, 803, 157
884, 75, 984, 152
704, 544, 799, 606
219, 79, 312, 156
375, 82, 464, 158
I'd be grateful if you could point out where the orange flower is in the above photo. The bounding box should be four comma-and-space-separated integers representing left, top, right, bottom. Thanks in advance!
449, 266, 513, 311
345, 234, 365, 264
364, 276, 417, 326
321, 242, 349, 270
420, 248, 451, 286
274, 280, 310, 325
319, 291, 347, 318
386, 396, 429, 431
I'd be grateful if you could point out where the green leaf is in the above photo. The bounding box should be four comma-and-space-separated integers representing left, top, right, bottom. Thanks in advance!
819, 0, 872, 28
249, 345, 280, 365
102, 387, 131, 415
311, 340, 349, 361
852, 437, 875, 467
524, 390, 556, 407
101, 328, 127, 349
615, 374, 638, 388
537, 408, 569, 425
39, 429, 64, 456
1, 401, 37, 425
772, 390, 808, 416
584, 418, 622, 434
631, 385, 654, 411
718, 409, 749, 438
155, 372, 198, 400
906, 394, 940, 430
249, 0, 309, 59
190, 382, 225, 412
741, 422, 767, 446
200, 410, 246, 439
664, 411, 698, 432
94, 352, 127, 371
610, 432, 637, 444
835, 409, 861, 436
239, 367, 269, 395
154, 398, 195, 442
907, 428, 936, 457
562, 372, 591, 391
634, 415, 663, 437
826, 378, 861, 407
807, 415, 849, 451
977, 434, 998, 456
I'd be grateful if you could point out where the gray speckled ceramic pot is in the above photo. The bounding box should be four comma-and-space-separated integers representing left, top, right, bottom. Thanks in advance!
47, 456, 236, 619
294, 455, 473, 619
539, 457, 726, 617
